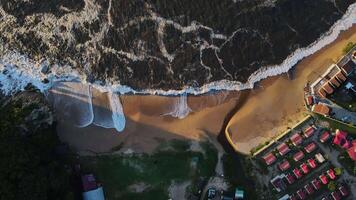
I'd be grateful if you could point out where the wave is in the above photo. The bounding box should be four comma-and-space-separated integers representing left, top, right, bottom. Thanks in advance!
0, 3, 355, 97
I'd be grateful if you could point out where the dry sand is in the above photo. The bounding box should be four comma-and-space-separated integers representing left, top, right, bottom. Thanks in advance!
227, 25, 356, 154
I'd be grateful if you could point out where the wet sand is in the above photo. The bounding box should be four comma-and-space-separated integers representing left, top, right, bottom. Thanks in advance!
227, 25, 356, 154
50, 83, 240, 154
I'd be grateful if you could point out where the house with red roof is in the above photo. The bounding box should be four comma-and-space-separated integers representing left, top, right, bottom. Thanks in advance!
270, 175, 287, 192
285, 173, 295, 184
307, 159, 317, 169
327, 169, 336, 180
278, 160, 290, 171
305, 96, 314, 106
333, 130, 352, 149
290, 133, 303, 146
311, 179, 321, 190
304, 183, 314, 195
297, 189, 306, 200
263, 152, 276, 166
338, 185, 349, 197
331, 191, 341, 200
293, 150, 304, 162
289, 194, 298, 200
293, 168, 302, 179
319, 174, 328, 185
347, 140, 356, 161
303, 126, 315, 138
300, 163, 309, 174
320, 131, 331, 143
277, 143, 291, 156
304, 142, 317, 153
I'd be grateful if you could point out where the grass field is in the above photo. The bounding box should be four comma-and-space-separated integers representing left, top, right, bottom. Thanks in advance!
79, 140, 218, 200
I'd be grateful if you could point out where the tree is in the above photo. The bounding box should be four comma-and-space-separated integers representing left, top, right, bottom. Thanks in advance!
0, 92, 76, 200
334, 167, 342, 176
328, 181, 336, 191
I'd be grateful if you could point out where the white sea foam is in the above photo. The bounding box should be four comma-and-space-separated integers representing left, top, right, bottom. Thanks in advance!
0, 3, 355, 117
165, 93, 192, 119
107, 91, 126, 132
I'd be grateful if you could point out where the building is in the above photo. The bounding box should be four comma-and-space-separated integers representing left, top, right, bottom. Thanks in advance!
263, 152, 277, 166
277, 142, 291, 156
81, 174, 105, 200
331, 191, 341, 200
319, 131, 331, 143
319, 174, 328, 185
312, 103, 331, 116
315, 153, 326, 163
278, 160, 291, 171
305, 95, 314, 106
304, 142, 317, 153
235, 188, 244, 199
293, 168, 303, 179
327, 169, 336, 180
296, 189, 306, 200
333, 129, 351, 149
338, 57, 354, 76
303, 126, 315, 138
347, 140, 356, 161
307, 159, 317, 169
311, 179, 321, 190
293, 150, 304, 162
270, 175, 287, 192
322, 82, 334, 94
304, 183, 314, 195
300, 163, 309, 174
338, 185, 349, 197
285, 173, 295, 184
290, 133, 303, 146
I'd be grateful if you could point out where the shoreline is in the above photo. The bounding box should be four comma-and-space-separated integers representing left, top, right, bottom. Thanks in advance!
226, 25, 356, 154
0, 4, 355, 96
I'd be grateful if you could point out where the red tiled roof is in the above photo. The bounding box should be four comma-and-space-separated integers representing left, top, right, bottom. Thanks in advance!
319, 174, 328, 184
289, 194, 298, 200
297, 189, 306, 200
329, 77, 341, 88
303, 126, 315, 138
304, 183, 314, 194
333, 130, 351, 149
300, 163, 309, 174
291, 133, 303, 146
311, 179, 321, 190
285, 173, 295, 184
312, 103, 331, 116
336, 71, 347, 82
339, 185, 349, 196
320, 131, 331, 143
277, 143, 291, 156
263, 152, 276, 166
322, 82, 334, 94
318, 89, 327, 98
293, 150, 305, 162
347, 140, 356, 161
306, 96, 313, 106
331, 191, 341, 200
279, 160, 291, 171
293, 168, 303, 179
308, 159, 317, 168
327, 169, 336, 180
340, 60, 354, 75
305, 142, 317, 153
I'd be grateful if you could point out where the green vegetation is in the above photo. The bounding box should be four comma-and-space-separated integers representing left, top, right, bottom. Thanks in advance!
0, 92, 76, 200
338, 151, 356, 176
79, 140, 218, 200
342, 42, 355, 54
327, 181, 336, 191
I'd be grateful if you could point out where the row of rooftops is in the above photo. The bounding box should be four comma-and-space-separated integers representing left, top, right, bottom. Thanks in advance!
310, 57, 355, 98
277, 167, 348, 200
263, 126, 317, 166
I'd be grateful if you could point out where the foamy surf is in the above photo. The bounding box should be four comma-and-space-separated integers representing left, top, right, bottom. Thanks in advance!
165, 93, 192, 119
0, 3, 355, 119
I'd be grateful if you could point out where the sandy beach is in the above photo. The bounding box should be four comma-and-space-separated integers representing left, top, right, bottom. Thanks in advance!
49, 26, 356, 155
227, 25, 356, 154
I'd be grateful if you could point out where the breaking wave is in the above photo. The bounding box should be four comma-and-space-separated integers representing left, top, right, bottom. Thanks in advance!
0, 3, 355, 119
